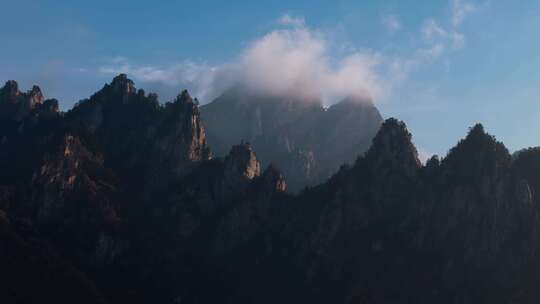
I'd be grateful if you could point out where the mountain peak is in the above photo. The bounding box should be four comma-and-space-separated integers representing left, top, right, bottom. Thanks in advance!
201, 86, 383, 191
175, 90, 196, 105
110, 73, 136, 97
365, 118, 421, 174
466, 123, 487, 140
27, 85, 44, 106
224, 142, 262, 181
0, 81, 45, 121
450, 123, 507, 157
29, 85, 42, 95
442, 123, 511, 181
1, 80, 19, 99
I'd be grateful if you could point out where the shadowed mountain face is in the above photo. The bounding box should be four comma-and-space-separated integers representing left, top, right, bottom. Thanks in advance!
201, 87, 383, 191
3, 76, 540, 304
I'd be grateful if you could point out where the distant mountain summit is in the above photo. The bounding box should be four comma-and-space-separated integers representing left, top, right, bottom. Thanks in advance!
201, 86, 383, 191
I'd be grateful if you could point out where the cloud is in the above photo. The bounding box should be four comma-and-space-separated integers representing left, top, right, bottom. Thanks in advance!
422, 19, 447, 41
418, 0, 477, 60
99, 60, 239, 103
277, 14, 305, 27
100, 15, 386, 106
98, 3, 479, 106
418, 43, 446, 60
451, 0, 476, 26
450, 32, 465, 49
419, 20, 449, 60
238, 26, 383, 103
381, 14, 401, 33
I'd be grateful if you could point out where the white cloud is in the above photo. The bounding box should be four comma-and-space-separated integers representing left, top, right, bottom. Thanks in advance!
451, 31, 465, 49
418, 43, 446, 60
100, 15, 386, 106
277, 14, 305, 27
451, 0, 476, 26
99, 60, 239, 103
98, 4, 480, 107
108, 56, 129, 65
381, 14, 401, 33
422, 19, 447, 40
418, 0, 476, 61
239, 26, 383, 103
418, 20, 449, 60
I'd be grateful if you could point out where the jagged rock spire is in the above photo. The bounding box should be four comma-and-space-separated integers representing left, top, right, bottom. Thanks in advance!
110, 74, 136, 102
0, 80, 46, 121
27, 85, 44, 107
176, 90, 193, 104
224, 143, 261, 182
260, 164, 287, 193
365, 118, 421, 177
0, 80, 20, 102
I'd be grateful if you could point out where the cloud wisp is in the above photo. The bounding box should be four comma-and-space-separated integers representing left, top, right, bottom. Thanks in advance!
451, 0, 477, 26
417, 0, 477, 61
381, 14, 402, 33
277, 14, 306, 27
99, 1, 480, 106
99, 59, 238, 103
100, 18, 385, 106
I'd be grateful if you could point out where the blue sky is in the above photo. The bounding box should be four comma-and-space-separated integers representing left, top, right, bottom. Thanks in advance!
2, 0, 540, 158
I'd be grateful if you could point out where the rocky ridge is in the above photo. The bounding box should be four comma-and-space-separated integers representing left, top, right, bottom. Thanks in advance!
1, 76, 540, 303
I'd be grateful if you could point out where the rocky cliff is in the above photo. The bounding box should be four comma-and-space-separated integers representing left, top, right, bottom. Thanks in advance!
3, 76, 540, 304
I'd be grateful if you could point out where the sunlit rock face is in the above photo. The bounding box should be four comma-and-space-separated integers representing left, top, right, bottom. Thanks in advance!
224, 143, 261, 181
0, 81, 47, 122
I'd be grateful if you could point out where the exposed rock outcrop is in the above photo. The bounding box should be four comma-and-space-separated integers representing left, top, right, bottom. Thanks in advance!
154, 90, 212, 179
224, 143, 261, 183
110, 73, 136, 101
32, 134, 119, 226
0, 80, 20, 102
0, 81, 45, 121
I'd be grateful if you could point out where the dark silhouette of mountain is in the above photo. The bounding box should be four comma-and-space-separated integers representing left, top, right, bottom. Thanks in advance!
3, 75, 540, 303
201, 86, 383, 191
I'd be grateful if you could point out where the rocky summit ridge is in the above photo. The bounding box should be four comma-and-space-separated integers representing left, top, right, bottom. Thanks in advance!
2, 75, 540, 304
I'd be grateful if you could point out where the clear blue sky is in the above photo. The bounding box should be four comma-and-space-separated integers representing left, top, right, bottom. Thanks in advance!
2, 0, 540, 158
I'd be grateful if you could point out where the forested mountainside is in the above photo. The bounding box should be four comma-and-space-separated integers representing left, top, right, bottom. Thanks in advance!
2, 75, 540, 303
